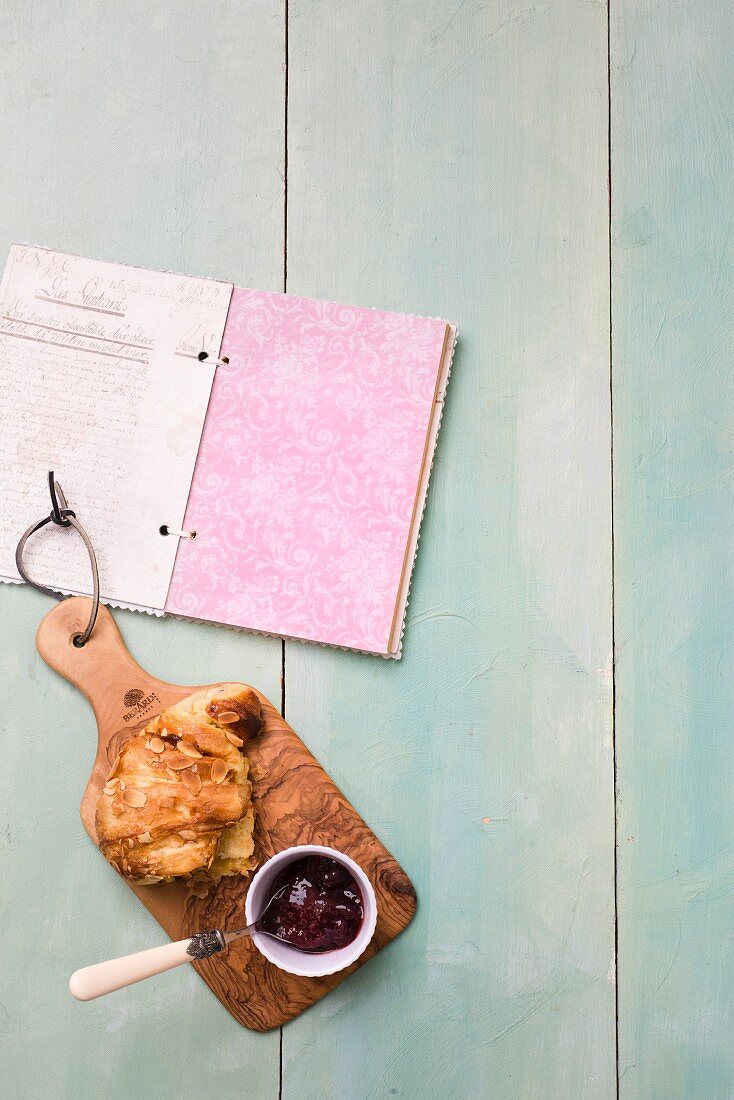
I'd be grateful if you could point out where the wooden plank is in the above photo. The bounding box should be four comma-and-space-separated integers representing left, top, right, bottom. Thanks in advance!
0, 1, 284, 1096
612, 4, 734, 1096
283, 1, 615, 1096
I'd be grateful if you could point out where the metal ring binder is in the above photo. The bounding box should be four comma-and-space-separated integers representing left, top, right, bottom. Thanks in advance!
15, 472, 100, 646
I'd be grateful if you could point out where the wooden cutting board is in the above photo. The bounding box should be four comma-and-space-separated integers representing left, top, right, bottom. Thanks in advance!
36, 597, 417, 1031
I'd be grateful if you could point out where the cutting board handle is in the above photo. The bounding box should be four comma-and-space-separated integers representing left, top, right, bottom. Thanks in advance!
36, 597, 171, 730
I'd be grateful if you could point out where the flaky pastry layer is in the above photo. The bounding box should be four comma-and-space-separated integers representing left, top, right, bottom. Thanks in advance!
96, 683, 262, 886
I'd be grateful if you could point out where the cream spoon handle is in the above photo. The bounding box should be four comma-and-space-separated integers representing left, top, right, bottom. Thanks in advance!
68, 930, 233, 1001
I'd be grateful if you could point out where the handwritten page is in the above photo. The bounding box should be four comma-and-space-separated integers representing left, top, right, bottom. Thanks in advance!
0, 244, 232, 611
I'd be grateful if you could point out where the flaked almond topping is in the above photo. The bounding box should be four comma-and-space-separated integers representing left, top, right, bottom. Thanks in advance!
137, 831, 152, 844
148, 736, 165, 753
160, 796, 176, 809
127, 838, 135, 849
217, 710, 241, 724
119, 781, 126, 791
178, 741, 202, 759
167, 759, 196, 771
178, 829, 197, 841
211, 759, 228, 785
205, 731, 229, 755
111, 803, 125, 816
225, 730, 244, 747
122, 788, 147, 808
103, 783, 118, 797
182, 770, 202, 797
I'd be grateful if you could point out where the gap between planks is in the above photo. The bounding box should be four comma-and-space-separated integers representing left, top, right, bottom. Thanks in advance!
607, 2, 620, 1098
279, 1, 289, 1096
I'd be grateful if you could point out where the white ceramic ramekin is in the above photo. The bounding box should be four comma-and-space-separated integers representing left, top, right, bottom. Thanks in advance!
245, 844, 378, 977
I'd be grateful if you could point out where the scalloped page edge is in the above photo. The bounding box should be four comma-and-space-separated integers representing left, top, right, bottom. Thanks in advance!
0, 573, 163, 616
387, 322, 457, 658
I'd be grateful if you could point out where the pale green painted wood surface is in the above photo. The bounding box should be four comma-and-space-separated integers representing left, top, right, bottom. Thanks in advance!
0, 1, 728, 1098
282, 2, 615, 1097
612, 3, 734, 1097
0, 1, 284, 1096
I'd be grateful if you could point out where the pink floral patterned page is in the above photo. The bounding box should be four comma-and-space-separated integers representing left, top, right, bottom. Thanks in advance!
165, 287, 452, 655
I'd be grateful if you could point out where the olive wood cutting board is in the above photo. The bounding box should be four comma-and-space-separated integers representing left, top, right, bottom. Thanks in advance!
36, 597, 417, 1031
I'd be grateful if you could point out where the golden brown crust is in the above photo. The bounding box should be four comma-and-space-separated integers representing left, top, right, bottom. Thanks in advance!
95, 684, 261, 885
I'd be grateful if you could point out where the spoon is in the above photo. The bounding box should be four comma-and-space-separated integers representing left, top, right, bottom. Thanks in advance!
69, 886, 304, 1002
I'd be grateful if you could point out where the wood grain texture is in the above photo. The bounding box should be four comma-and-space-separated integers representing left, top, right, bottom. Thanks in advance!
612, 4, 734, 1097
283, 1, 615, 1097
0, 0, 285, 1095
35, 598, 416, 1032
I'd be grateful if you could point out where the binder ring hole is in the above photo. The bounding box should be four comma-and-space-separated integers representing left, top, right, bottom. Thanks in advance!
196, 351, 229, 366
159, 525, 196, 540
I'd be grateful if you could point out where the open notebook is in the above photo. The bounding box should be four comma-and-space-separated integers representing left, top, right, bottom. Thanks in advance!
0, 246, 456, 657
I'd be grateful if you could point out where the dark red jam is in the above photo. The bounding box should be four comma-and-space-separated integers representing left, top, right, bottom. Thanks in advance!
258, 855, 364, 953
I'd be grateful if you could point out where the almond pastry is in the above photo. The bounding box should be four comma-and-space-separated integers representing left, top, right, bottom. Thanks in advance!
95, 683, 262, 886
